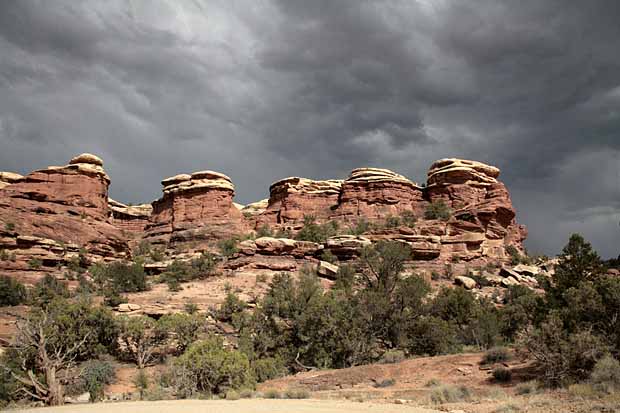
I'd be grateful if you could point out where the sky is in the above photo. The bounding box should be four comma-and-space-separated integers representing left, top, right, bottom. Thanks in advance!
0, 0, 618, 258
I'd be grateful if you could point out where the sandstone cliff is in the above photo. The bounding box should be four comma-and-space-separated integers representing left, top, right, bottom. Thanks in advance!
0, 154, 527, 284
142, 170, 248, 249
0, 154, 129, 284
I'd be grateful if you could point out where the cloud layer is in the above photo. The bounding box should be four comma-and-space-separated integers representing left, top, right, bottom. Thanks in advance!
0, 0, 618, 257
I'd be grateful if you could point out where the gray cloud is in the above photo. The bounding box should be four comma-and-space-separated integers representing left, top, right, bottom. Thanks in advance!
0, 0, 618, 257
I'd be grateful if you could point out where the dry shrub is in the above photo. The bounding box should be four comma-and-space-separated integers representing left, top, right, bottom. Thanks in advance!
430, 384, 471, 404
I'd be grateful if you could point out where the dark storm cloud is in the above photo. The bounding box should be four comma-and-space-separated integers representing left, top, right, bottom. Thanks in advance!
0, 0, 618, 257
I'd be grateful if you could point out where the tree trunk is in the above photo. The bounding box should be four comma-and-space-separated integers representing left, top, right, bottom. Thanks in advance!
46, 367, 64, 406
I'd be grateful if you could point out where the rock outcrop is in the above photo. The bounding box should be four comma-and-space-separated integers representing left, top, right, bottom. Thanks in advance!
0, 154, 528, 285
247, 160, 525, 271
240, 199, 269, 219
334, 168, 424, 220
260, 177, 343, 225
109, 199, 153, 235
143, 170, 248, 249
0, 172, 23, 190
424, 158, 527, 264
0, 154, 129, 283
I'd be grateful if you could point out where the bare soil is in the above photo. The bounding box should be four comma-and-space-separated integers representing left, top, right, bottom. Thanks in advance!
10, 399, 441, 413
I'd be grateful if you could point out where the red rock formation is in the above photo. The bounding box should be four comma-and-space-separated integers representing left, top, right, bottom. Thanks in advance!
0, 153, 527, 283
0, 172, 23, 190
109, 199, 152, 235
334, 168, 424, 220
143, 170, 248, 249
260, 177, 343, 225
249, 159, 526, 272
255, 168, 423, 228
0, 154, 129, 282
425, 158, 527, 258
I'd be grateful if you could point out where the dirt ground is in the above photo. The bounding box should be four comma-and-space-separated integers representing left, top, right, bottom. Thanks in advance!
9, 399, 441, 413
259, 352, 533, 394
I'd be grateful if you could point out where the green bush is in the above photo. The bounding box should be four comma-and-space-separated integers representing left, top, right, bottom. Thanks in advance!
216, 292, 247, 323
160, 253, 217, 290
263, 389, 281, 399
332, 263, 356, 291
134, 240, 152, 257
482, 347, 511, 365
385, 215, 400, 228
515, 380, 539, 395
5, 298, 120, 405
380, 350, 406, 364
401, 210, 417, 227
158, 313, 204, 353
184, 302, 199, 314
0, 351, 20, 406
218, 238, 239, 257
0, 276, 28, 306
406, 316, 456, 356
425, 378, 441, 387
252, 357, 286, 382
274, 228, 293, 238
133, 369, 149, 400
149, 248, 165, 262
424, 200, 452, 221
32, 274, 70, 305
103, 289, 127, 307
4, 222, 15, 231
430, 286, 477, 327
295, 216, 339, 243
166, 277, 181, 292
91, 261, 148, 294
320, 249, 338, 264
284, 388, 310, 399
256, 225, 273, 238
39, 299, 119, 361
117, 316, 167, 368
28, 258, 43, 269
144, 384, 172, 401
80, 359, 116, 402
521, 314, 607, 387
504, 245, 523, 266
172, 336, 254, 395
590, 355, 620, 391
348, 218, 371, 235
492, 367, 512, 382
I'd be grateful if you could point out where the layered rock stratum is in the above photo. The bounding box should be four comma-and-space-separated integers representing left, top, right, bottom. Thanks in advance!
143, 170, 248, 248
0, 154, 526, 285
0, 154, 128, 284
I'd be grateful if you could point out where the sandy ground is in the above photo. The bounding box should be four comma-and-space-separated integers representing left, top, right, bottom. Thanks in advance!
10, 399, 440, 413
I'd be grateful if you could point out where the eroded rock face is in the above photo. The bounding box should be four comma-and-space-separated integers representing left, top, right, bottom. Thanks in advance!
334, 168, 424, 220
241, 199, 268, 217
425, 158, 527, 262
109, 199, 153, 234
0, 154, 528, 285
1, 153, 110, 220
0, 154, 129, 282
427, 158, 500, 186
261, 177, 343, 225
143, 169, 248, 248
0, 172, 23, 190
